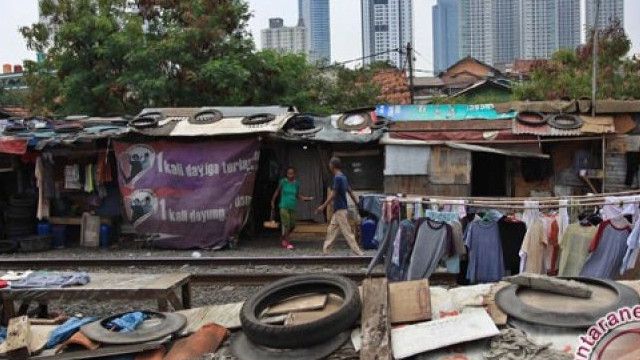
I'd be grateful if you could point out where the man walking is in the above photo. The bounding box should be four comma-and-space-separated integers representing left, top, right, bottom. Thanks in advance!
316, 157, 365, 256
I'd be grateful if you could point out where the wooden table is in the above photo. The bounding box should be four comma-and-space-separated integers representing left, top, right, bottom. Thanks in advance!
0, 273, 191, 325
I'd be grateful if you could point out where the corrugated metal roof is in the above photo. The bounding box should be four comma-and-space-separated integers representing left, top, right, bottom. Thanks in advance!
511, 116, 615, 136
132, 106, 296, 137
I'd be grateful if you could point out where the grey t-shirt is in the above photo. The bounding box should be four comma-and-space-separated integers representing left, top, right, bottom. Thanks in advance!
580, 220, 631, 279
407, 219, 451, 280
465, 220, 505, 283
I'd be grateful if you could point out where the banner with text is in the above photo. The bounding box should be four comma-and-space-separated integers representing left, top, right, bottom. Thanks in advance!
114, 138, 259, 249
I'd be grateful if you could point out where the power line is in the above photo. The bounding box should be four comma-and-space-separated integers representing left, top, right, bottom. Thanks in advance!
320, 48, 401, 69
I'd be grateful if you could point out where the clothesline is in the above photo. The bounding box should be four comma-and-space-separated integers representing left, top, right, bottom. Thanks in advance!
371, 195, 640, 210
382, 189, 640, 202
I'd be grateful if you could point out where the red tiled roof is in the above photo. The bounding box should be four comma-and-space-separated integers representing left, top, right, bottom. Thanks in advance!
0, 106, 30, 118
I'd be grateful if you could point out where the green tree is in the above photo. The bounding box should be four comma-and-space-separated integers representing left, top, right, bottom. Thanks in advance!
514, 20, 640, 100
21, 0, 383, 116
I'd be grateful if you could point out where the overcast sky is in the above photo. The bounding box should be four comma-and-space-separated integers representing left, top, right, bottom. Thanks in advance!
1, 0, 639, 73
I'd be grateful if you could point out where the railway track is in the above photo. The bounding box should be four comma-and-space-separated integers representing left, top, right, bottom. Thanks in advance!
0, 256, 458, 285
0, 255, 373, 268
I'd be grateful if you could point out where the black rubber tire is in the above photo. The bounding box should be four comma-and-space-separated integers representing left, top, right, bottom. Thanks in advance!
240, 274, 361, 349
286, 126, 323, 136
516, 111, 546, 126
189, 109, 223, 124
547, 114, 583, 130
336, 111, 373, 131
81, 311, 187, 345
241, 113, 276, 126
495, 277, 640, 328
130, 112, 163, 129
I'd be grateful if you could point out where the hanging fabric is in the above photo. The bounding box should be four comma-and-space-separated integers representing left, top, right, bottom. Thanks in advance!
558, 199, 570, 239
35, 156, 50, 220
465, 218, 505, 283
498, 216, 526, 276
442, 199, 467, 219
621, 220, 640, 275
601, 196, 640, 223
64, 164, 81, 190
580, 217, 632, 279
519, 218, 547, 274
424, 210, 458, 223
406, 219, 453, 280
413, 200, 423, 220
558, 222, 598, 277
522, 200, 540, 228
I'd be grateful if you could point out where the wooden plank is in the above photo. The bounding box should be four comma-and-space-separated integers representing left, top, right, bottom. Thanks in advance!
177, 302, 244, 334
360, 278, 391, 360
4, 316, 32, 359
429, 146, 471, 185
166, 291, 184, 311
388, 280, 431, 324
284, 294, 343, 326
265, 294, 328, 316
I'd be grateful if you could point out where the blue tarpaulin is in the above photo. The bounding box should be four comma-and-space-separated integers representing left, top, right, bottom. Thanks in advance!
376, 104, 516, 121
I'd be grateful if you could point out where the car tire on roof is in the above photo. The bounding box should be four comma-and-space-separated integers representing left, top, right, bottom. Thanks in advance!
516, 111, 547, 126
240, 274, 361, 349
547, 114, 583, 130
241, 113, 276, 126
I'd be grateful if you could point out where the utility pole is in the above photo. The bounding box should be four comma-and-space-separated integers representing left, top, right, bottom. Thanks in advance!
591, 0, 600, 117
407, 42, 415, 105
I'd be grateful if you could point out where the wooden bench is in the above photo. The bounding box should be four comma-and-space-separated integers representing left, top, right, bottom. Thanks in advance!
0, 273, 191, 325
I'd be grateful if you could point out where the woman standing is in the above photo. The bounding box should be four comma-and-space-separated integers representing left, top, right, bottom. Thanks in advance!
271, 167, 313, 249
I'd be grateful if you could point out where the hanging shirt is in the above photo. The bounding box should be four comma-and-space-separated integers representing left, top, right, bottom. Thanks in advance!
64, 164, 81, 190
388, 219, 415, 281
406, 219, 452, 280
425, 210, 458, 223
580, 218, 632, 279
519, 218, 547, 274
278, 178, 300, 210
498, 217, 527, 276
601, 196, 640, 223
558, 223, 598, 277
621, 219, 640, 275
35, 157, 50, 220
465, 220, 505, 283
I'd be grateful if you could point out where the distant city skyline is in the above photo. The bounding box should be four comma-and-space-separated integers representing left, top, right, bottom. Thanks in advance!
298, 0, 331, 63
1, 1, 640, 73
361, 0, 413, 69
261, 17, 307, 55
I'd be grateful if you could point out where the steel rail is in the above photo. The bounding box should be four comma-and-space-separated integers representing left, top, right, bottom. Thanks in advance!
0, 255, 374, 268
190, 272, 457, 286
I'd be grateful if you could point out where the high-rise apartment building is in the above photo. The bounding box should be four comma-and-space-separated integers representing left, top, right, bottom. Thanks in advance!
261, 18, 307, 56
457, 0, 580, 65
557, 0, 581, 49
298, 0, 331, 64
432, 0, 459, 73
361, 0, 413, 69
459, 0, 518, 66
586, 0, 624, 30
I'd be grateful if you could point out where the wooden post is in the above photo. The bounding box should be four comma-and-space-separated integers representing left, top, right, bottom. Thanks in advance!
5, 316, 32, 360
360, 278, 392, 360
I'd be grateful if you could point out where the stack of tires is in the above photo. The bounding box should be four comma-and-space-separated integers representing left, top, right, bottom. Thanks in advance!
4, 195, 37, 239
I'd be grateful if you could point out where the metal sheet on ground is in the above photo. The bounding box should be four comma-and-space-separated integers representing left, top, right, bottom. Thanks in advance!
391, 308, 500, 360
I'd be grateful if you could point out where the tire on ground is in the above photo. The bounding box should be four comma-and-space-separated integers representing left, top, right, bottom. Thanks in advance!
240, 273, 361, 349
